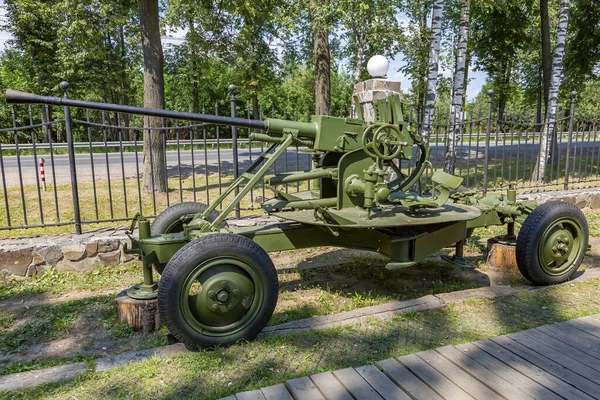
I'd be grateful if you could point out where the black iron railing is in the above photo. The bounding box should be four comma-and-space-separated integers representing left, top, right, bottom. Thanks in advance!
0, 88, 597, 234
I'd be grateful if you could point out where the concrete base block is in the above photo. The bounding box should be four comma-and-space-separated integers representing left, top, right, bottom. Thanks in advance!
487, 237, 518, 270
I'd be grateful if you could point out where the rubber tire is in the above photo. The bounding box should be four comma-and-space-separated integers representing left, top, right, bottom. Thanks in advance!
151, 202, 220, 274
158, 233, 278, 348
516, 201, 588, 285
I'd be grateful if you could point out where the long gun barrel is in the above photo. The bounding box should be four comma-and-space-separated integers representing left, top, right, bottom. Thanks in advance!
5, 89, 318, 138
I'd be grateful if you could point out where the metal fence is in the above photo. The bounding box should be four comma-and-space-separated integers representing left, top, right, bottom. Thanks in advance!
0, 89, 597, 234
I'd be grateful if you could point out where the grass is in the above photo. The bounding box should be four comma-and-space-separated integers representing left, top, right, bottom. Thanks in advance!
0, 250, 479, 374
0, 264, 142, 301
0, 173, 273, 238
3, 276, 600, 399
270, 258, 477, 326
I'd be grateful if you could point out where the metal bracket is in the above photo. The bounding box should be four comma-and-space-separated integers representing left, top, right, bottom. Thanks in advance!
441, 254, 476, 269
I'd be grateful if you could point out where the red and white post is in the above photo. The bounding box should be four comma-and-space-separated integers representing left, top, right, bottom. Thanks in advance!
38, 157, 46, 191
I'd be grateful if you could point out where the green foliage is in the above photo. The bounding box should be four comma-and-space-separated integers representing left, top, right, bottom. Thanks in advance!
564, 0, 600, 89
0, 0, 598, 127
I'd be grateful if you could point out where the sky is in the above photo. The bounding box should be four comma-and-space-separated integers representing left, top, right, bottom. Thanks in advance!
387, 54, 487, 101
0, 1, 487, 100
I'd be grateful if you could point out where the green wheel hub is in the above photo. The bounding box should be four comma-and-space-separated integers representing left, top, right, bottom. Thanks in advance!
180, 257, 263, 336
539, 218, 584, 276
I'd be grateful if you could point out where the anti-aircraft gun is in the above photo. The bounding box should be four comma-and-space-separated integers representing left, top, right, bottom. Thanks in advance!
6, 74, 588, 349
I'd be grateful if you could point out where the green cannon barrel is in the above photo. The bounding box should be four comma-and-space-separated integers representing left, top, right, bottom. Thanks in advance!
5, 89, 268, 131
265, 118, 318, 139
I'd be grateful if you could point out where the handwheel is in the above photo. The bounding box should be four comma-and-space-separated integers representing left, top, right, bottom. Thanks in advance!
362, 123, 404, 161
158, 233, 278, 348
151, 202, 221, 274
516, 201, 588, 285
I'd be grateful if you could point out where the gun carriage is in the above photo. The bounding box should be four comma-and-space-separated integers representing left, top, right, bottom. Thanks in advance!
6, 85, 588, 349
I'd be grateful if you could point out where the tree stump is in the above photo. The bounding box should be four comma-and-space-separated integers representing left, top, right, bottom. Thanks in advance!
486, 237, 518, 270
115, 290, 161, 333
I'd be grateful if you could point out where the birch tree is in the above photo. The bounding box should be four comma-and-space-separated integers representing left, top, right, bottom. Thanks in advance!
533, 0, 571, 183
444, 0, 470, 174
421, 0, 443, 143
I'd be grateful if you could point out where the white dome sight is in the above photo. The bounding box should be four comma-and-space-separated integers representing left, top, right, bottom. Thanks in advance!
367, 55, 389, 78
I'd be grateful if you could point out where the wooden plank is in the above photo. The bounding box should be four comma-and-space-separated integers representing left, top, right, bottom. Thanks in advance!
437, 345, 537, 400
477, 339, 594, 400
376, 358, 443, 400
417, 349, 503, 400
517, 328, 600, 373
537, 324, 600, 360
261, 383, 293, 400
286, 376, 325, 400
355, 365, 411, 400
235, 390, 266, 400
458, 342, 563, 400
564, 319, 600, 341
0, 362, 87, 392
397, 353, 474, 400
492, 335, 600, 397
332, 367, 384, 400
567, 317, 600, 339
310, 372, 353, 400
560, 320, 600, 343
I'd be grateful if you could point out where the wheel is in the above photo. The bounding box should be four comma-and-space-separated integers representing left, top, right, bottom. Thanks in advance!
158, 233, 278, 348
516, 201, 588, 285
151, 202, 220, 274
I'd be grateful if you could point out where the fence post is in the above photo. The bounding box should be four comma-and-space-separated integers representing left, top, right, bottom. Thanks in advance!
482, 89, 494, 195
564, 91, 577, 190
61, 81, 82, 234
228, 84, 241, 219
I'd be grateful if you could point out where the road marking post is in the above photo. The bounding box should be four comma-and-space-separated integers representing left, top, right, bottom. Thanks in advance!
38, 157, 46, 191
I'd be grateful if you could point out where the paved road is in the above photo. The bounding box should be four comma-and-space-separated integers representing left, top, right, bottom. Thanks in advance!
0, 148, 311, 187
1, 140, 598, 188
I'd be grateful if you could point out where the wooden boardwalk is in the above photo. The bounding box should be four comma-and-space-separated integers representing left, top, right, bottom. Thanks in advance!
221, 314, 600, 400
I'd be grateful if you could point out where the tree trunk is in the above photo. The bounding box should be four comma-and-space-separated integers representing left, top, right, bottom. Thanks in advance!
252, 95, 260, 121
119, 25, 131, 141
536, 64, 543, 133
540, 0, 552, 115
354, 28, 365, 83
533, 0, 571, 183
497, 59, 512, 122
139, 0, 167, 193
189, 18, 200, 114
310, 0, 331, 115
445, 0, 470, 174
40, 104, 53, 143
421, 0, 443, 143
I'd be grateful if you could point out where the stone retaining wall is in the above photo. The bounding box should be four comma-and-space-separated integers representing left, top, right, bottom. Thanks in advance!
0, 228, 134, 277
517, 188, 600, 209
1, 190, 599, 278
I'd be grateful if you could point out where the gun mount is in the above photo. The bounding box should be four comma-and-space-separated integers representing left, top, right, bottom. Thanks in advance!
6, 80, 589, 349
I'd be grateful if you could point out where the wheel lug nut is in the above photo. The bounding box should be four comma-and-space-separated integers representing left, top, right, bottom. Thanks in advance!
220, 281, 228, 288
217, 290, 230, 303
211, 304, 219, 312
232, 289, 239, 296
227, 303, 234, 309
208, 290, 215, 299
